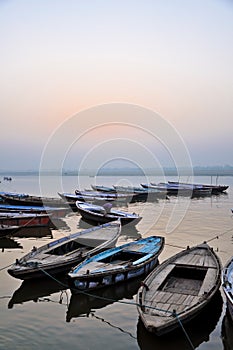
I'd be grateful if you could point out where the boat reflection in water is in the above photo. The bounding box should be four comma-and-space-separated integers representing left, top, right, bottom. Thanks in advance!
49, 217, 71, 231
78, 218, 141, 241
0, 237, 22, 251
137, 291, 223, 350
221, 309, 233, 350
8, 275, 68, 309
11, 226, 53, 238
66, 277, 142, 322
120, 225, 141, 241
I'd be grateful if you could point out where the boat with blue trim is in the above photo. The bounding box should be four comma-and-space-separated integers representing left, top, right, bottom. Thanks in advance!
68, 236, 164, 293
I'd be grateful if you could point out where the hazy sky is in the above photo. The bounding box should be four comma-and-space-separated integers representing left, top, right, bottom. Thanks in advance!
1, 0, 233, 171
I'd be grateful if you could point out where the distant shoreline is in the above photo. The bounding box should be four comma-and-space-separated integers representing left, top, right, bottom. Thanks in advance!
1, 167, 233, 177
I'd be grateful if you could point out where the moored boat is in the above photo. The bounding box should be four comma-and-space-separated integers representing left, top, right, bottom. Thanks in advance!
147, 182, 211, 197
222, 257, 233, 321
0, 203, 70, 218
7, 220, 121, 280
137, 243, 222, 335
113, 185, 167, 201
0, 212, 51, 227
68, 236, 165, 293
58, 192, 116, 206
75, 189, 136, 203
91, 185, 116, 193
76, 201, 142, 226
137, 290, 223, 350
168, 181, 228, 194
0, 192, 67, 207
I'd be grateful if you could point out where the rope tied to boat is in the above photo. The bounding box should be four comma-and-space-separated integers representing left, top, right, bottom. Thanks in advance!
36, 267, 196, 348
173, 311, 195, 350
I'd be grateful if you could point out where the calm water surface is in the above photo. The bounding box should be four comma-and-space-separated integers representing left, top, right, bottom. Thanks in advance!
0, 175, 233, 350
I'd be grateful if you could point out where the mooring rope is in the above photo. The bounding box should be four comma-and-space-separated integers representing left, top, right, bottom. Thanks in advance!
0, 263, 14, 272
90, 312, 137, 340
37, 267, 195, 349
206, 226, 233, 243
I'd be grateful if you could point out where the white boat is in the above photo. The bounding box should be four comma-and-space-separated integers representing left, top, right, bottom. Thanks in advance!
76, 201, 142, 226
8, 221, 121, 280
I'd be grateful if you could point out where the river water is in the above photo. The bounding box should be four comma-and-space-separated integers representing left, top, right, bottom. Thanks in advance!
0, 175, 233, 350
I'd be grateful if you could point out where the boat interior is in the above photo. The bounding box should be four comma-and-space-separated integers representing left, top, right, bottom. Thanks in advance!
158, 265, 208, 296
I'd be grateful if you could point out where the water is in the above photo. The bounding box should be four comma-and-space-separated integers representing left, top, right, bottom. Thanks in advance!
0, 175, 233, 350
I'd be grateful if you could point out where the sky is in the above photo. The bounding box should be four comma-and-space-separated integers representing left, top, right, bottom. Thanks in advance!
0, 0, 233, 172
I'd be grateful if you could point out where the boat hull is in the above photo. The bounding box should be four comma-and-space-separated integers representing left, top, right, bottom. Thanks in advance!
8, 221, 121, 280
222, 257, 233, 322
76, 202, 142, 226
68, 236, 164, 293
137, 243, 222, 335
69, 256, 159, 293
0, 213, 51, 227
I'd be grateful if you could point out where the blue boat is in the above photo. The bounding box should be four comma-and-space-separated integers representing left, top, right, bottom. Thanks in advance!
68, 236, 165, 292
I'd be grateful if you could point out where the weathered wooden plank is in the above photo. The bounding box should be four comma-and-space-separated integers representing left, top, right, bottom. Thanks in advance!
198, 267, 217, 295
204, 254, 216, 268
183, 294, 196, 305
150, 302, 171, 316
145, 264, 175, 294
162, 293, 188, 307
167, 303, 186, 315
146, 290, 170, 303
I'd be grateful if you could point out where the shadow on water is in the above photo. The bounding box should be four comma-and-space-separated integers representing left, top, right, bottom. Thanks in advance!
221, 308, 233, 350
0, 237, 22, 251
78, 218, 142, 241
66, 277, 142, 323
8, 275, 68, 309
137, 290, 223, 350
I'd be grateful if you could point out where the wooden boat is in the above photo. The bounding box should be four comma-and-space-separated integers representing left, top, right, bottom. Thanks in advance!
146, 182, 211, 197
68, 236, 165, 292
0, 192, 67, 207
76, 201, 142, 226
137, 243, 221, 335
222, 257, 233, 321
113, 185, 167, 200
168, 181, 229, 194
91, 185, 116, 193
75, 189, 135, 203
137, 290, 223, 350
58, 192, 116, 206
7, 220, 121, 280
0, 212, 51, 227
0, 224, 20, 238
0, 204, 70, 218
